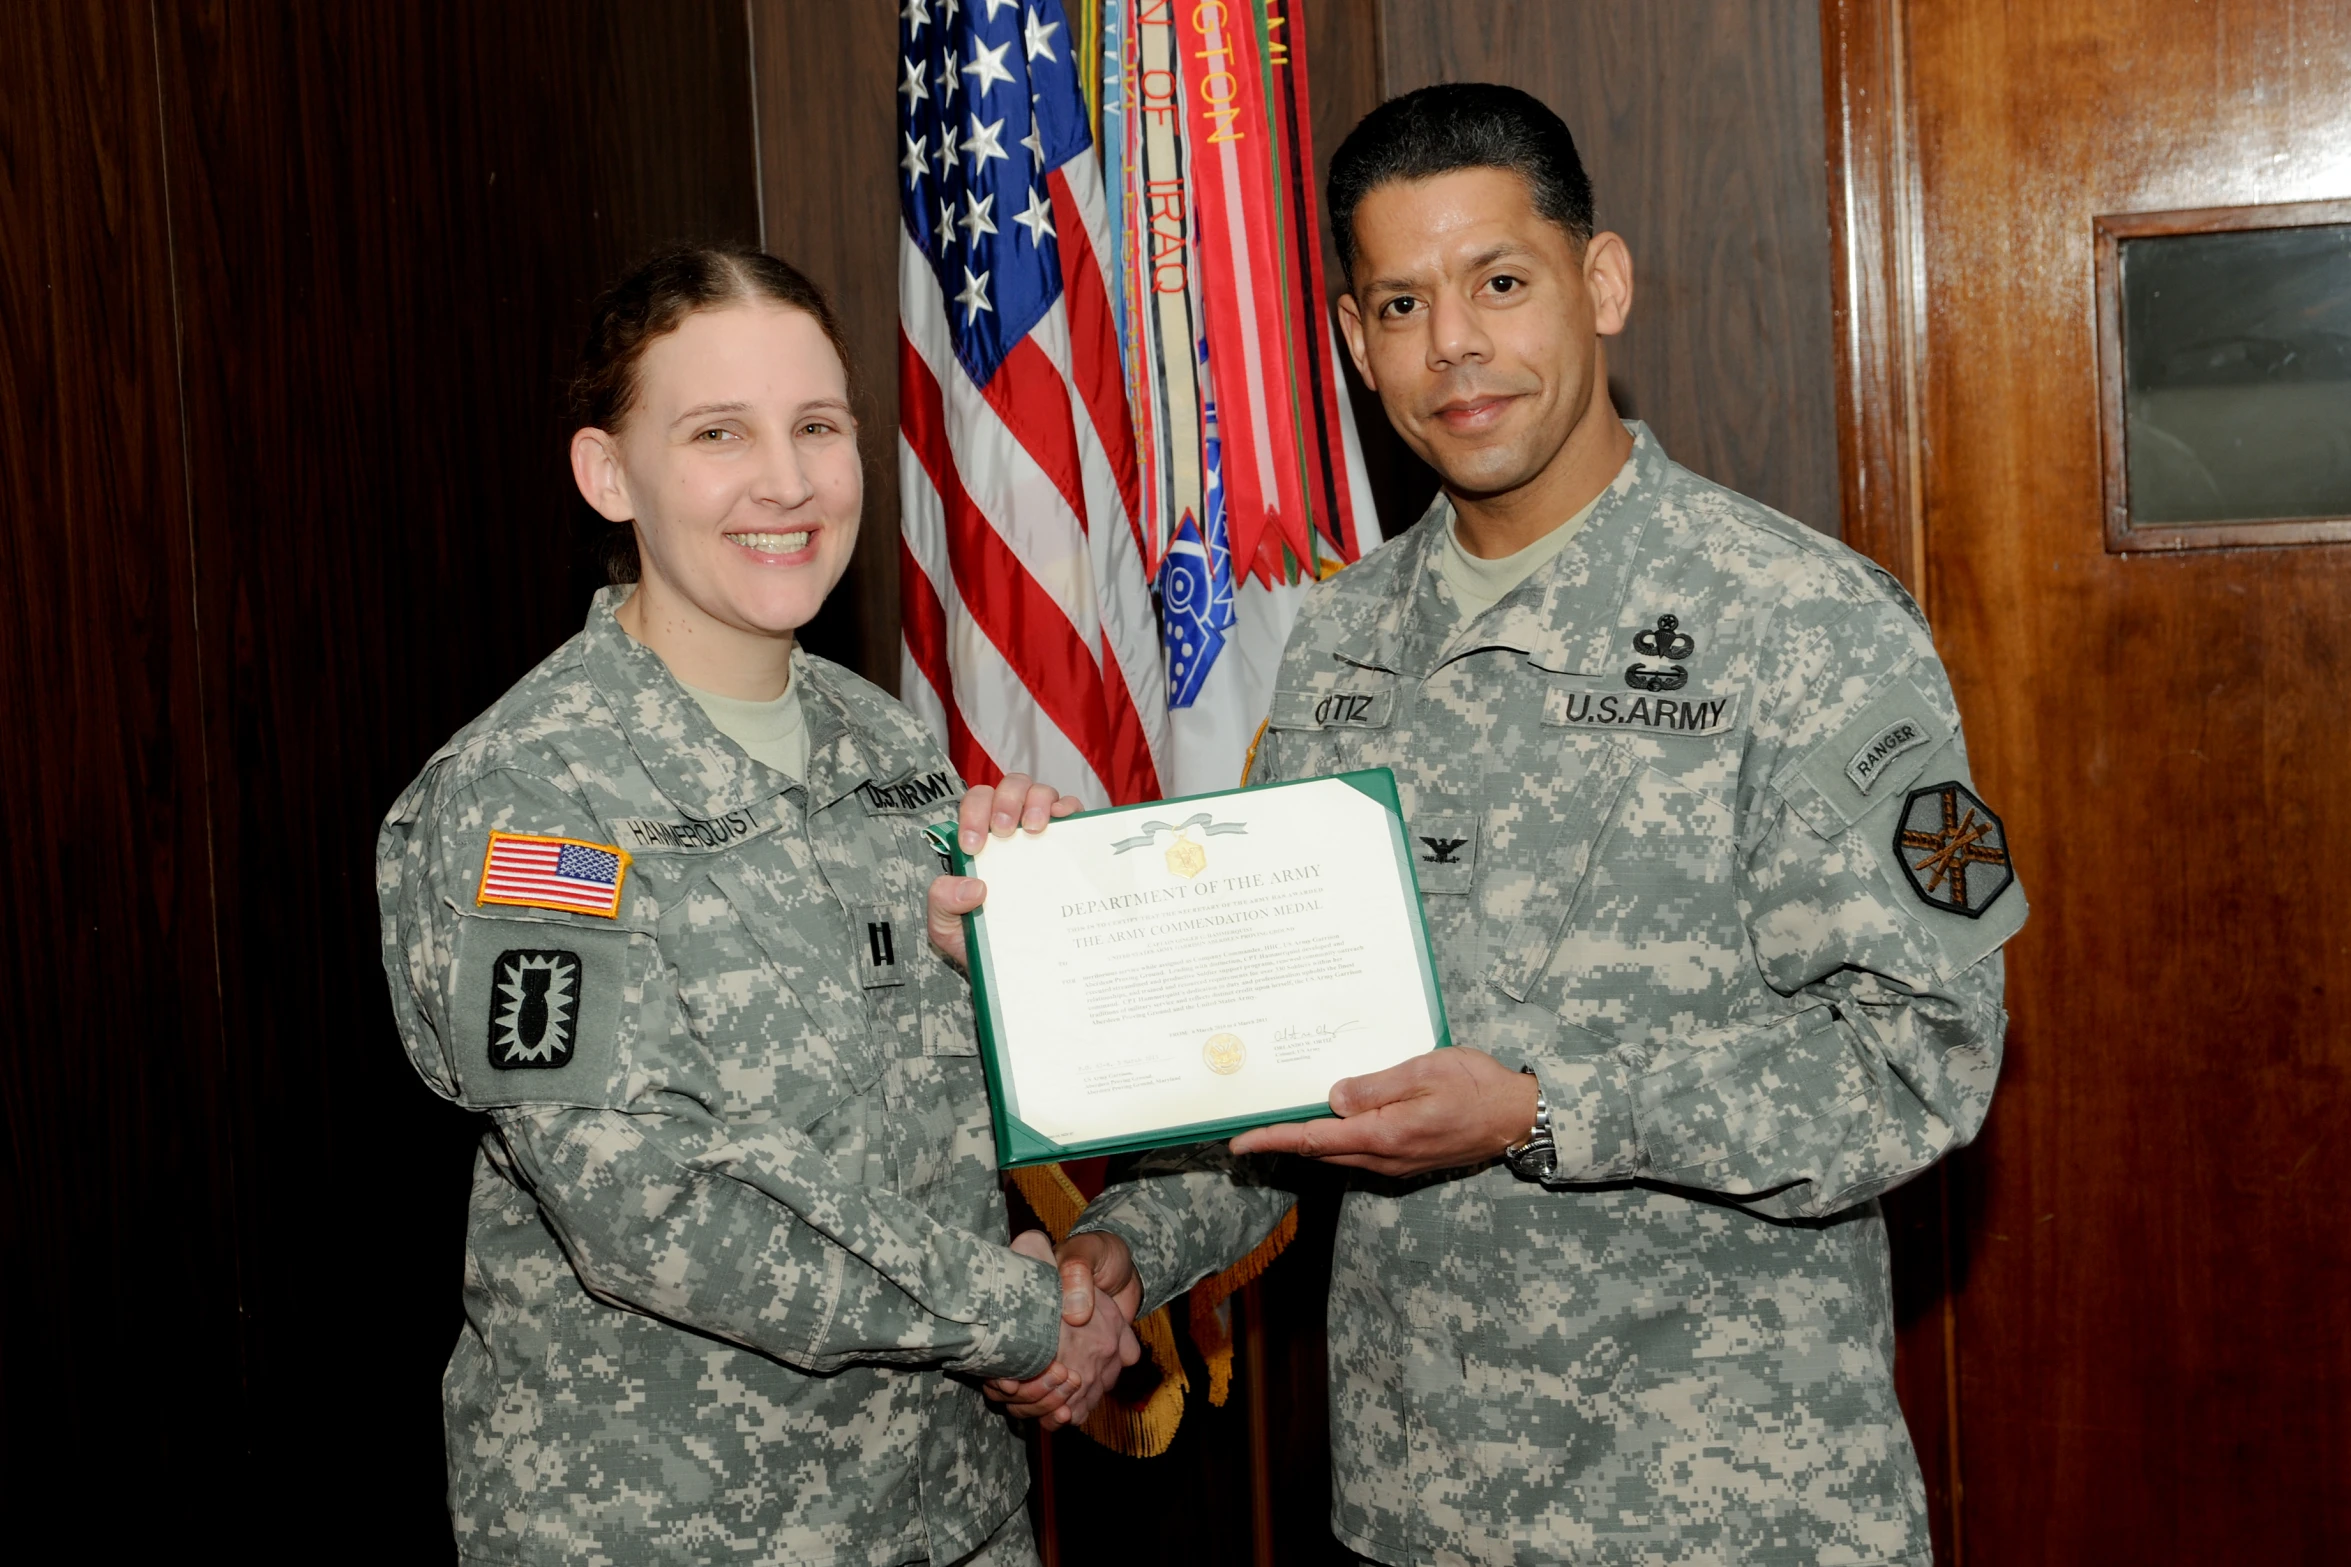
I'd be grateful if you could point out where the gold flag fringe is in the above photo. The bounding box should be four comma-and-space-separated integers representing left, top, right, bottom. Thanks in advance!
1007, 1163, 1090, 1243
1006, 1162, 1298, 1451
1075, 0, 1103, 144
1187, 1207, 1298, 1405
1079, 1302, 1188, 1457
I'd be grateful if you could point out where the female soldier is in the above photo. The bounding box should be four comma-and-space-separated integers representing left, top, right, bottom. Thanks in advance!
376, 247, 1133, 1566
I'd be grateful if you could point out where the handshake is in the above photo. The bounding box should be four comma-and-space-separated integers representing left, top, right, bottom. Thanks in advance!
991, 1230, 1141, 1428
976, 1044, 1554, 1429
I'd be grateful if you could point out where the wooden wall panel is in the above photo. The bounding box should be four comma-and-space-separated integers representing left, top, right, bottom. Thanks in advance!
1307, 0, 1445, 538
750, 0, 904, 685
1820, 0, 1927, 589
0, 0, 244, 1523
142, 2, 750, 1549
1376, 0, 1844, 536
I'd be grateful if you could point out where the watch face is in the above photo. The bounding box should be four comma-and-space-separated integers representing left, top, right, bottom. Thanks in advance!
1509, 1139, 1557, 1181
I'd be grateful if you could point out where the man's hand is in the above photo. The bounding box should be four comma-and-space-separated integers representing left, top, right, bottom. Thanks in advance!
1046, 1231, 1137, 1326
1227, 1047, 1541, 1178
926, 774, 1083, 970
992, 1230, 1142, 1427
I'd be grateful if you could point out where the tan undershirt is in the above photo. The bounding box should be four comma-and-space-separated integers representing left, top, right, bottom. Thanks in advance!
1438, 490, 1605, 622
681, 674, 809, 782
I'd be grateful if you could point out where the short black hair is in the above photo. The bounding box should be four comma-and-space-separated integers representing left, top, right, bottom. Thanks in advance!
1327, 82, 1595, 281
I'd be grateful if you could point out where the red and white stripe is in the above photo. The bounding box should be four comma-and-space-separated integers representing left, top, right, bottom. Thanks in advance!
478, 834, 626, 919
899, 148, 1171, 808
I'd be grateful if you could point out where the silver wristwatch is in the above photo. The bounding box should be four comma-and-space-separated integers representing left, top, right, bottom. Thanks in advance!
1502, 1065, 1559, 1183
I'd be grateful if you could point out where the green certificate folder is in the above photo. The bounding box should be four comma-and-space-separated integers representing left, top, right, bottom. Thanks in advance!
939, 769, 1452, 1168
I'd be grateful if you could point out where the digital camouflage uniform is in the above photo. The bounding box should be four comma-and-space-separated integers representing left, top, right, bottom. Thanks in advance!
377, 589, 1061, 1566
1073, 427, 2024, 1567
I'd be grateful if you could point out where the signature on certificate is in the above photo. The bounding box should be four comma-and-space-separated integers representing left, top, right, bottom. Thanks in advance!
1271, 1018, 1367, 1048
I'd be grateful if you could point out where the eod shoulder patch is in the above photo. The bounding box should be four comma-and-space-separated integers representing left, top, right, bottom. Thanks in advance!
448, 917, 635, 1109
487, 950, 582, 1069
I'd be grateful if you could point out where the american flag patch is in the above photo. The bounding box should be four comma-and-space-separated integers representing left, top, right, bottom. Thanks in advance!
476, 832, 631, 919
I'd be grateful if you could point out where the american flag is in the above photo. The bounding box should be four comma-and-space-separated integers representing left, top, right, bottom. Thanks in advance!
477, 833, 630, 919
896, 0, 1170, 807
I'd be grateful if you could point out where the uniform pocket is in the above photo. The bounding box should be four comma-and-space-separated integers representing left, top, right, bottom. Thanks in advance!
663, 869, 883, 1126
1775, 671, 1951, 841
1486, 740, 1642, 1002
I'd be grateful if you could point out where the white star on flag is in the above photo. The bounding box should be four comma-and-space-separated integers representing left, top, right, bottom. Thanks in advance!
961, 188, 998, 242
962, 36, 1015, 96
1023, 8, 1060, 62
963, 113, 1009, 171
954, 265, 993, 324
902, 134, 928, 190
899, 55, 927, 107
902, 0, 931, 39
1012, 184, 1054, 245
897, 0, 1187, 814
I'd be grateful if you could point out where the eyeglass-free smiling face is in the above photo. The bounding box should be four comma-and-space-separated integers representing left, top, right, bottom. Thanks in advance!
1336, 166, 1634, 553
571, 302, 861, 695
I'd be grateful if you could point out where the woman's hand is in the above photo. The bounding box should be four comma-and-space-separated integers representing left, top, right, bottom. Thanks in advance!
925, 774, 1083, 970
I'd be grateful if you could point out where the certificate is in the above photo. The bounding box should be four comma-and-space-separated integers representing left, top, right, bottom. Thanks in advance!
941, 769, 1451, 1167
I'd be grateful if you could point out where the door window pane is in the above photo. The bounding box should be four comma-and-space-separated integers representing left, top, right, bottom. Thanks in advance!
2121, 222, 2351, 526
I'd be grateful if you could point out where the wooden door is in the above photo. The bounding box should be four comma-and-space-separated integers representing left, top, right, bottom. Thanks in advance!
1827, 1, 2351, 1560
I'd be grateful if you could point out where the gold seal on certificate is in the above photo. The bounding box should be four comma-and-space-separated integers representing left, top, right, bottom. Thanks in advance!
1203, 1033, 1246, 1075
946, 770, 1451, 1166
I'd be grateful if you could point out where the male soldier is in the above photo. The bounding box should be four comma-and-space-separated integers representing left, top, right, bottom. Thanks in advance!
1027, 84, 2024, 1565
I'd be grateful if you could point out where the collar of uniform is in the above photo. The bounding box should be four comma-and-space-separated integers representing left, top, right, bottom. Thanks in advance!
580, 587, 809, 820
1313, 494, 1449, 677
1341, 423, 1662, 679
792, 657, 934, 812
1454, 423, 1661, 675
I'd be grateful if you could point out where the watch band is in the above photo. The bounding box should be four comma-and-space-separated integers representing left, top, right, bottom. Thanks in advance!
1502, 1064, 1559, 1182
